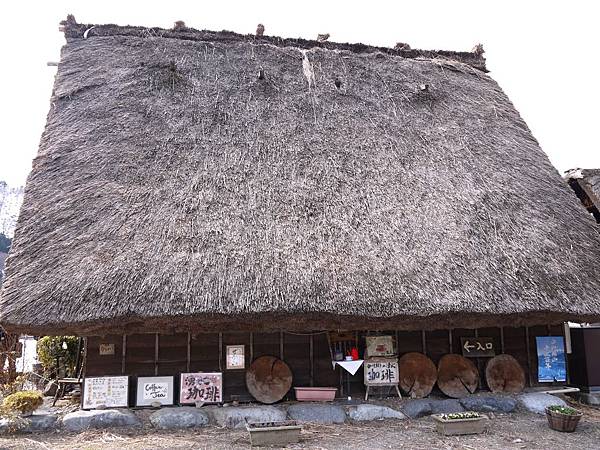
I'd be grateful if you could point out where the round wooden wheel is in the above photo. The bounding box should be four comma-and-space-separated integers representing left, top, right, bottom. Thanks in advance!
246, 355, 293, 404
485, 354, 526, 393
437, 354, 479, 398
398, 352, 437, 398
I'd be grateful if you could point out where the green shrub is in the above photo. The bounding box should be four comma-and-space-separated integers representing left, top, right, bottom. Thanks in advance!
547, 405, 580, 415
2, 391, 43, 414
36, 336, 79, 377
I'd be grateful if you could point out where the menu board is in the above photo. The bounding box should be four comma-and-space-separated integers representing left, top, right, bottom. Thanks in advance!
180, 372, 222, 404
83, 376, 129, 409
363, 358, 399, 386
136, 376, 175, 406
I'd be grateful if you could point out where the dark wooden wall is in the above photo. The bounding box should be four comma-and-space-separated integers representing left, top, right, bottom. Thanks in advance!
85, 324, 566, 402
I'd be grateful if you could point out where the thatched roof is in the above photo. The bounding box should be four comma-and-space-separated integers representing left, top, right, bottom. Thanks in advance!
2, 18, 600, 335
565, 169, 600, 223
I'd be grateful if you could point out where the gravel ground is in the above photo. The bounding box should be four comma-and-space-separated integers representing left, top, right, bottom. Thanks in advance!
1, 405, 599, 450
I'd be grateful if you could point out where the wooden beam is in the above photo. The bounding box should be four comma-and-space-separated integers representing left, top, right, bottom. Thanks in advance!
500, 327, 505, 354
218, 333, 223, 372
250, 332, 254, 363
448, 329, 453, 354
280, 331, 284, 360
421, 330, 427, 355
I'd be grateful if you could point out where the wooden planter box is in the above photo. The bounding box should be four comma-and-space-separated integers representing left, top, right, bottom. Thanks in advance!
294, 387, 337, 401
546, 408, 583, 432
432, 413, 487, 436
246, 421, 302, 447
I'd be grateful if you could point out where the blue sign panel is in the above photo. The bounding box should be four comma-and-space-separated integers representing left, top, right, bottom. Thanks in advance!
536, 336, 566, 382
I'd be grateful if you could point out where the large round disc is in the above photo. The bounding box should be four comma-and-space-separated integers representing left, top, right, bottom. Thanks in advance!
246, 356, 293, 404
398, 352, 437, 398
437, 354, 479, 398
485, 354, 526, 393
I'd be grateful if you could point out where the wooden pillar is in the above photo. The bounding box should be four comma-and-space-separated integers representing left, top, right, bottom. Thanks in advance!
154, 333, 159, 376
525, 326, 532, 387
186, 332, 191, 372
500, 327, 505, 354
250, 332, 254, 363
218, 333, 223, 372
448, 329, 453, 354
121, 335, 127, 375
421, 330, 427, 356
279, 331, 284, 360
309, 334, 314, 387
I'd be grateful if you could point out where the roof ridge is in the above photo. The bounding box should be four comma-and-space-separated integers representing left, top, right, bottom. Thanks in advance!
58, 15, 487, 72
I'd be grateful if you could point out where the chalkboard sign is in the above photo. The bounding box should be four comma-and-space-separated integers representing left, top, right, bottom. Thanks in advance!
364, 358, 399, 386
180, 372, 223, 404
83, 376, 129, 409
135, 376, 175, 406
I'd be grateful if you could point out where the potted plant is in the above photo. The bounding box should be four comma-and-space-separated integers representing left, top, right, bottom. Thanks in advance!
432, 411, 487, 436
545, 405, 583, 432
2, 391, 44, 417
246, 420, 302, 447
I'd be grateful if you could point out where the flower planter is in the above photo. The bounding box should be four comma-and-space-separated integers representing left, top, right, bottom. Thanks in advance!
294, 387, 337, 402
246, 420, 302, 447
545, 406, 583, 432
432, 412, 487, 436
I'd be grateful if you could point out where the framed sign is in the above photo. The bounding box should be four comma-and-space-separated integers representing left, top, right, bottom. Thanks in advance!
536, 336, 566, 382
180, 372, 222, 404
83, 376, 129, 409
99, 343, 115, 355
365, 336, 395, 357
226, 345, 245, 369
364, 358, 399, 386
460, 337, 495, 357
136, 376, 175, 406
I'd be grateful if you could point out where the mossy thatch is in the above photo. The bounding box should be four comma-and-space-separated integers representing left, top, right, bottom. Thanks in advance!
1, 18, 600, 335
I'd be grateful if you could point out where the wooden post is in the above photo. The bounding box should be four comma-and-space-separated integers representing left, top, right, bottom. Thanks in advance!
154, 333, 159, 376
309, 334, 314, 387
218, 333, 223, 372
448, 329, 453, 354
186, 332, 191, 372
421, 330, 427, 356
500, 327, 505, 354
82, 337, 88, 378
525, 326, 532, 387
121, 335, 127, 375
279, 331, 284, 360
250, 332, 254, 363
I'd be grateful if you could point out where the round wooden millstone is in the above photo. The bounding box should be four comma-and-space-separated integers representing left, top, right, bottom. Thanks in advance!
246, 356, 293, 404
485, 354, 526, 393
398, 352, 437, 398
437, 354, 479, 398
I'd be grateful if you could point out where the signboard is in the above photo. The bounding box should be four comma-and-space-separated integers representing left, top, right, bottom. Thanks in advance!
180, 372, 222, 404
83, 376, 129, 409
365, 336, 395, 357
99, 343, 115, 355
226, 345, 245, 370
461, 337, 495, 357
135, 376, 175, 406
364, 358, 399, 386
536, 336, 566, 382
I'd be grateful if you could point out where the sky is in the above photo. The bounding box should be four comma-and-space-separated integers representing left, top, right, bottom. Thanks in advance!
0, 0, 598, 186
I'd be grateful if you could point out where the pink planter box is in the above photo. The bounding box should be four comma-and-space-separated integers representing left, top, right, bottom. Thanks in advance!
294, 387, 337, 401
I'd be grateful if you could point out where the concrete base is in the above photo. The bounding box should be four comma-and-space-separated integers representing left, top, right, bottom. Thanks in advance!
569, 391, 600, 406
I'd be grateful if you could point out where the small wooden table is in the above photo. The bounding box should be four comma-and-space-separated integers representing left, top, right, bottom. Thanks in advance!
52, 378, 82, 406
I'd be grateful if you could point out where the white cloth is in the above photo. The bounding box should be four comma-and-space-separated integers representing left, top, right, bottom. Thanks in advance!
332, 359, 364, 375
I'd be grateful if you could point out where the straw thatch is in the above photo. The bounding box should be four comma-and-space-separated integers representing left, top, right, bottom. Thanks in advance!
2, 19, 600, 335
565, 169, 600, 223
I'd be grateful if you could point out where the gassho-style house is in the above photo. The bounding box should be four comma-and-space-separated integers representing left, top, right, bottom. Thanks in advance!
1, 17, 600, 408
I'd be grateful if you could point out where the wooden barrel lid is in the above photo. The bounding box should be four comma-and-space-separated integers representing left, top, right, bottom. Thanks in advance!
246, 356, 293, 404
437, 354, 479, 398
398, 352, 437, 398
485, 354, 526, 393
